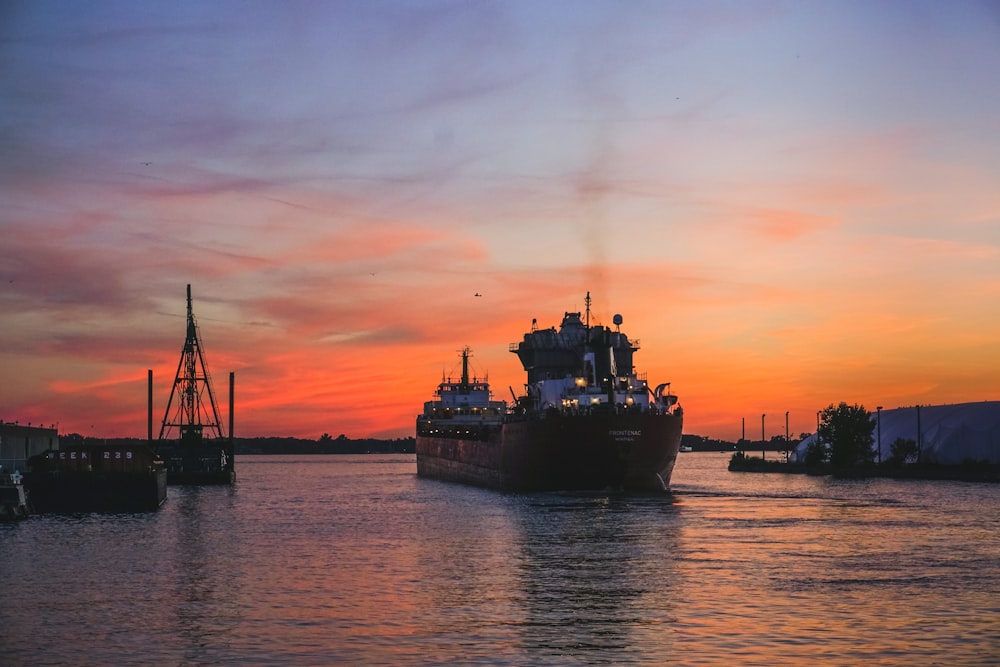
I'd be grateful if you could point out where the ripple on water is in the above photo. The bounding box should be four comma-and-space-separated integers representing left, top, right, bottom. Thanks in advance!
2, 453, 999, 666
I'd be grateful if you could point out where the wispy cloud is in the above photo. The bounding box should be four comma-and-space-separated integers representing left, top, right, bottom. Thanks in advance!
2, 2, 999, 439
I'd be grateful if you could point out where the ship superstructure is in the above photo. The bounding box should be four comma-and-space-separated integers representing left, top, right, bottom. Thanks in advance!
419, 347, 506, 439
511, 293, 676, 418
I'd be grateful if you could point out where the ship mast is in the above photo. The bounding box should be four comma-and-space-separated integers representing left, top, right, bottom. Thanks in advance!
461, 346, 471, 388
159, 285, 225, 440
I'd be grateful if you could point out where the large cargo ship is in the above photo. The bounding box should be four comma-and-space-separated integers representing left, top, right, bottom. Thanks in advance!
416, 293, 683, 492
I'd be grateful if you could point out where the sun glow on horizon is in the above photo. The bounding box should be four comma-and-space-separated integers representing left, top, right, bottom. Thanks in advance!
2, 3, 998, 441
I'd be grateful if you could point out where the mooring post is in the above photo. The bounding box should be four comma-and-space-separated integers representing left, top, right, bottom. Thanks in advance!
148, 369, 153, 443
229, 371, 235, 442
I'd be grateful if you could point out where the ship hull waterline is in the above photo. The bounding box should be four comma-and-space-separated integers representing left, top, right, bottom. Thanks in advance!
152, 440, 236, 486
416, 411, 682, 493
24, 470, 167, 513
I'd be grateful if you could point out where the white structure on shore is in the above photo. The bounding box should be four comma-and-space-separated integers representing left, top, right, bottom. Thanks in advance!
0, 421, 58, 472
794, 401, 1000, 465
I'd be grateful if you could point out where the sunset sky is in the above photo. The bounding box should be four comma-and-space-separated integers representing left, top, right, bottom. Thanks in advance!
3, 2, 999, 441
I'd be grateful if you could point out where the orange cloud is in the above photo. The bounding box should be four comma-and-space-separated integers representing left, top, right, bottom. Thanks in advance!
746, 208, 839, 241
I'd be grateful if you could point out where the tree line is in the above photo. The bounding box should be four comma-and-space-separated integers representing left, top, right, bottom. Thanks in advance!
804, 402, 918, 470
59, 433, 415, 455
730, 401, 995, 480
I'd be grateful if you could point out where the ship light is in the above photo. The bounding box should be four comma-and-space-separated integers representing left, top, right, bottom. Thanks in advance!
626, 396, 634, 405
575, 377, 586, 387
591, 397, 601, 405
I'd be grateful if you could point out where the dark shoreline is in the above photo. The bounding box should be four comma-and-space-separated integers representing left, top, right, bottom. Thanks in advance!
728, 454, 1000, 483
62, 433, 767, 457
59, 434, 415, 456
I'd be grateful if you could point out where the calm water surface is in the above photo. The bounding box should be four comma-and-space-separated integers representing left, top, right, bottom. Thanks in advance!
2, 453, 999, 665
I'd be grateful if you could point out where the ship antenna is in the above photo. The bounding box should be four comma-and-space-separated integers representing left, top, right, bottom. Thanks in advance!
585, 291, 591, 330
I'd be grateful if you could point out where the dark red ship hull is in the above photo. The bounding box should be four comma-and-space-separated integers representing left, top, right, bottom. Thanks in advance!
416, 410, 683, 492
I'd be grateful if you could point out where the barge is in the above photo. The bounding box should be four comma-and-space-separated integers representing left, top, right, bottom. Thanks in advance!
23, 443, 167, 513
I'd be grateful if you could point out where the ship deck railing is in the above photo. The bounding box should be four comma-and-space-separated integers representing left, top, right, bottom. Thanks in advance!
503, 403, 677, 422
425, 406, 505, 419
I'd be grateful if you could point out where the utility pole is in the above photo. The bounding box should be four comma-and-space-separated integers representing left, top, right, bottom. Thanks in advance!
916, 405, 922, 463
761, 413, 766, 460
785, 411, 790, 462
877, 406, 883, 465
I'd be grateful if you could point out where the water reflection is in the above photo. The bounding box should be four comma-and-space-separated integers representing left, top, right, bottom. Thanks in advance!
170, 485, 240, 665
4, 455, 998, 666
511, 494, 681, 662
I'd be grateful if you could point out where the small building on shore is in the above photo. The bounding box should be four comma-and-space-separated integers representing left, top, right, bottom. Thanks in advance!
0, 421, 59, 473
794, 401, 1000, 465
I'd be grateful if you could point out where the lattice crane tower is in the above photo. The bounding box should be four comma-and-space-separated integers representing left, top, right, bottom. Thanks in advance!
159, 284, 225, 441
